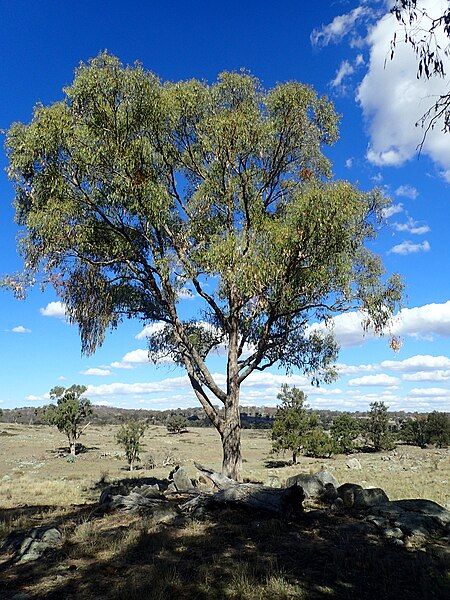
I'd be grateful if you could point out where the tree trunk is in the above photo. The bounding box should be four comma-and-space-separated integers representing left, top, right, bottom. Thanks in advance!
292, 452, 297, 464
220, 399, 242, 481
69, 440, 76, 456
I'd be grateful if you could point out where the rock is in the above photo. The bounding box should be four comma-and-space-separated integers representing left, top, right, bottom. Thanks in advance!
11, 593, 31, 600
12, 527, 62, 563
2, 474, 11, 482
286, 473, 335, 500
331, 497, 344, 511
368, 499, 450, 538
383, 526, 404, 540
314, 470, 339, 488
286, 474, 323, 498
321, 483, 338, 503
346, 458, 362, 470
172, 466, 196, 492
264, 475, 282, 488
165, 482, 177, 493
337, 483, 389, 509
337, 483, 363, 508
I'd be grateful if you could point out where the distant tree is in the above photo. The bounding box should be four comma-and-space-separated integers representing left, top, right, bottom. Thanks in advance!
304, 427, 335, 458
0, 408, 3, 421
4, 53, 403, 479
390, 0, 450, 140
271, 385, 318, 463
426, 411, 450, 448
116, 420, 147, 471
401, 415, 428, 448
366, 401, 394, 452
330, 413, 360, 454
166, 414, 188, 434
45, 385, 92, 456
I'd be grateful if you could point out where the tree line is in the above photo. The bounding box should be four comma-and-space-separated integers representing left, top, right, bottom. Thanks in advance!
271, 385, 449, 461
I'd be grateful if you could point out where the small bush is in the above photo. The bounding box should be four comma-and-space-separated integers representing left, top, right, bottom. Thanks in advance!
116, 420, 147, 471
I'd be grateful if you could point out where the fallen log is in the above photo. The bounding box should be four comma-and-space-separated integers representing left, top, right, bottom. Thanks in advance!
191, 464, 305, 516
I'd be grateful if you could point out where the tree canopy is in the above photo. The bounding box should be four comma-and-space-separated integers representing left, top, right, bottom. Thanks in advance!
5, 53, 402, 478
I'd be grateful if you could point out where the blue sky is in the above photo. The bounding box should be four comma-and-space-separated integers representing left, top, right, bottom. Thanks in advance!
1, 0, 450, 412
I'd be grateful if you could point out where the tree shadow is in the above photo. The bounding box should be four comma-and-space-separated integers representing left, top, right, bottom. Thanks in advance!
1, 501, 447, 600
264, 458, 292, 468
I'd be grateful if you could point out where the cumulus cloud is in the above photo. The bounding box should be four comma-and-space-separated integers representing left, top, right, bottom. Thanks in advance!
135, 322, 166, 340
381, 354, 450, 372
389, 239, 430, 254
395, 185, 419, 200
311, 6, 368, 47
408, 386, 450, 398
40, 301, 67, 319
357, 0, 450, 173
402, 370, 450, 382
382, 203, 403, 218
308, 300, 450, 347
80, 368, 112, 377
12, 325, 31, 334
348, 373, 400, 387
392, 217, 430, 235
345, 158, 353, 168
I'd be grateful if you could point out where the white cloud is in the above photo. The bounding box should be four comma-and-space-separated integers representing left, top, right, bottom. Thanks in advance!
331, 60, 354, 89
381, 354, 450, 372
382, 203, 403, 218
395, 185, 418, 200
40, 301, 67, 319
12, 325, 31, 334
311, 6, 368, 47
403, 370, 450, 382
178, 288, 194, 300
392, 217, 430, 235
80, 368, 112, 377
308, 300, 450, 347
348, 373, 400, 387
345, 157, 353, 168
336, 362, 379, 375
357, 0, 450, 173
122, 349, 150, 364
110, 361, 134, 370
135, 322, 166, 340
389, 239, 430, 254
408, 387, 450, 398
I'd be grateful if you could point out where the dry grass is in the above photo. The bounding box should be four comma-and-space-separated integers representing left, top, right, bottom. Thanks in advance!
0, 423, 449, 599
0, 423, 448, 509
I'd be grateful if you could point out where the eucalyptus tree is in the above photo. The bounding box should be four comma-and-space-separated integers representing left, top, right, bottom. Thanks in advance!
5, 53, 402, 479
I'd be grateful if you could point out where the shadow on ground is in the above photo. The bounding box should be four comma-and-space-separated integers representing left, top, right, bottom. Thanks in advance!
1, 495, 448, 600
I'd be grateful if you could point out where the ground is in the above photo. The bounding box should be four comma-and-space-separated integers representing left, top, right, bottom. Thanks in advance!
0, 423, 449, 599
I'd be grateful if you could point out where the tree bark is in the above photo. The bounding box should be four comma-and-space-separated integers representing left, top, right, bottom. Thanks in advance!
292, 452, 297, 464
220, 399, 242, 481
69, 440, 76, 456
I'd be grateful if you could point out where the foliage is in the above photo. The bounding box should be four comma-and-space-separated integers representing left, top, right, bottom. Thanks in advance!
116, 420, 147, 470
303, 428, 335, 458
45, 385, 92, 455
426, 411, 450, 448
271, 385, 318, 463
166, 414, 188, 434
366, 401, 395, 452
401, 416, 428, 448
390, 1, 450, 138
4, 53, 403, 478
330, 412, 360, 454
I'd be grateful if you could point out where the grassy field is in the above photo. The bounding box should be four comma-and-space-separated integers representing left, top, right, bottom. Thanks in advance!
0, 423, 449, 599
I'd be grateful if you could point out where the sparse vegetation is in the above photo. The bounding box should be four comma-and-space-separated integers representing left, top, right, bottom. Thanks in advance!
44, 385, 92, 455
116, 420, 147, 471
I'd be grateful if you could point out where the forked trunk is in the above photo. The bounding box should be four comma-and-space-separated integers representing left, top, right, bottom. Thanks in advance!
220, 395, 242, 481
